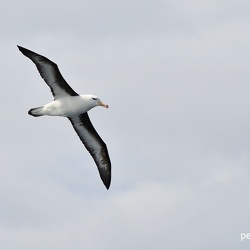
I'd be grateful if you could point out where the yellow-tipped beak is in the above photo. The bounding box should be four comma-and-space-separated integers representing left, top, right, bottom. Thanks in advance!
98, 100, 109, 108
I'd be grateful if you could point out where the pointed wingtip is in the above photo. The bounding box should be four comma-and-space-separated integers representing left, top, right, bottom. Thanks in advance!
105, 181, 111, 190
17, 45, 28, 55
102, 175, 111, 190
17, 45, 28, 52
100, 170, 111, 190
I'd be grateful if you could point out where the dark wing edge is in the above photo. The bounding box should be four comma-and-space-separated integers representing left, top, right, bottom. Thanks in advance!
68, 113, 111, 189
17, 45, 79, 99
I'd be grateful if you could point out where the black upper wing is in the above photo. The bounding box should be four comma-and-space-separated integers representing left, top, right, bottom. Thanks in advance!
18, 46, 79, 99
68, 113, 111, 189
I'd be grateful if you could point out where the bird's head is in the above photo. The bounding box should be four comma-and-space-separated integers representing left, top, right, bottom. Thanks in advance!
84, 95, 109, 109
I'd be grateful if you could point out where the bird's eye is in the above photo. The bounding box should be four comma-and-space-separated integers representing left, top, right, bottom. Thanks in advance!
92, 98, 97, 100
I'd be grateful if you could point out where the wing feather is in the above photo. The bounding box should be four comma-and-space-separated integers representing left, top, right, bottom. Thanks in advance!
68, 113, 111, 189
18, 46, 78, 99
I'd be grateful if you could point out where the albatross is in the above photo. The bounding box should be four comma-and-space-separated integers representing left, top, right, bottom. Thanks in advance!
18, 46, 111, 189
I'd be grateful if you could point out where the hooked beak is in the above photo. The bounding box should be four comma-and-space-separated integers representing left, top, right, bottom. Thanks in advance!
98, 100, 109, 108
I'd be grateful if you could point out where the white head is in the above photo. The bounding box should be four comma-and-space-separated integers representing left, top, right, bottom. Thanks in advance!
82, 95, 109, 109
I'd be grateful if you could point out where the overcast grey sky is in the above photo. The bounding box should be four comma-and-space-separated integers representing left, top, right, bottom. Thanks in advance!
1, 0, 250, 249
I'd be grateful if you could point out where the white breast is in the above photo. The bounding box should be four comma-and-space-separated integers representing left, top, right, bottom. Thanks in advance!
43, 96, 94, 117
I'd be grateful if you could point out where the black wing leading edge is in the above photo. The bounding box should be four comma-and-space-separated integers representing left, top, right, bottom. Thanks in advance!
17, 46, 79, 99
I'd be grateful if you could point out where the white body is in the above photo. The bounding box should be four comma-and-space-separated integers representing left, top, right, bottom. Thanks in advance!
31, 95, 107, 118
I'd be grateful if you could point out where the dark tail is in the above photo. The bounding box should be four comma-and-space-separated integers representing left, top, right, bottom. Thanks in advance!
28, 106, 44, 117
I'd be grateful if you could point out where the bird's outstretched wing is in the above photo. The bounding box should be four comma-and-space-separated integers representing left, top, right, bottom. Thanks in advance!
18, 46, 79, 99
68, 113, 111, 189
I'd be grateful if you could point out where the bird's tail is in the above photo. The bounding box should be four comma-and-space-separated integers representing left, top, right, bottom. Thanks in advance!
28, 106, 44, 117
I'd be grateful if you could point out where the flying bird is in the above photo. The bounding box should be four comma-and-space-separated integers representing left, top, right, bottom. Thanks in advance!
18, 46, 111, 189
